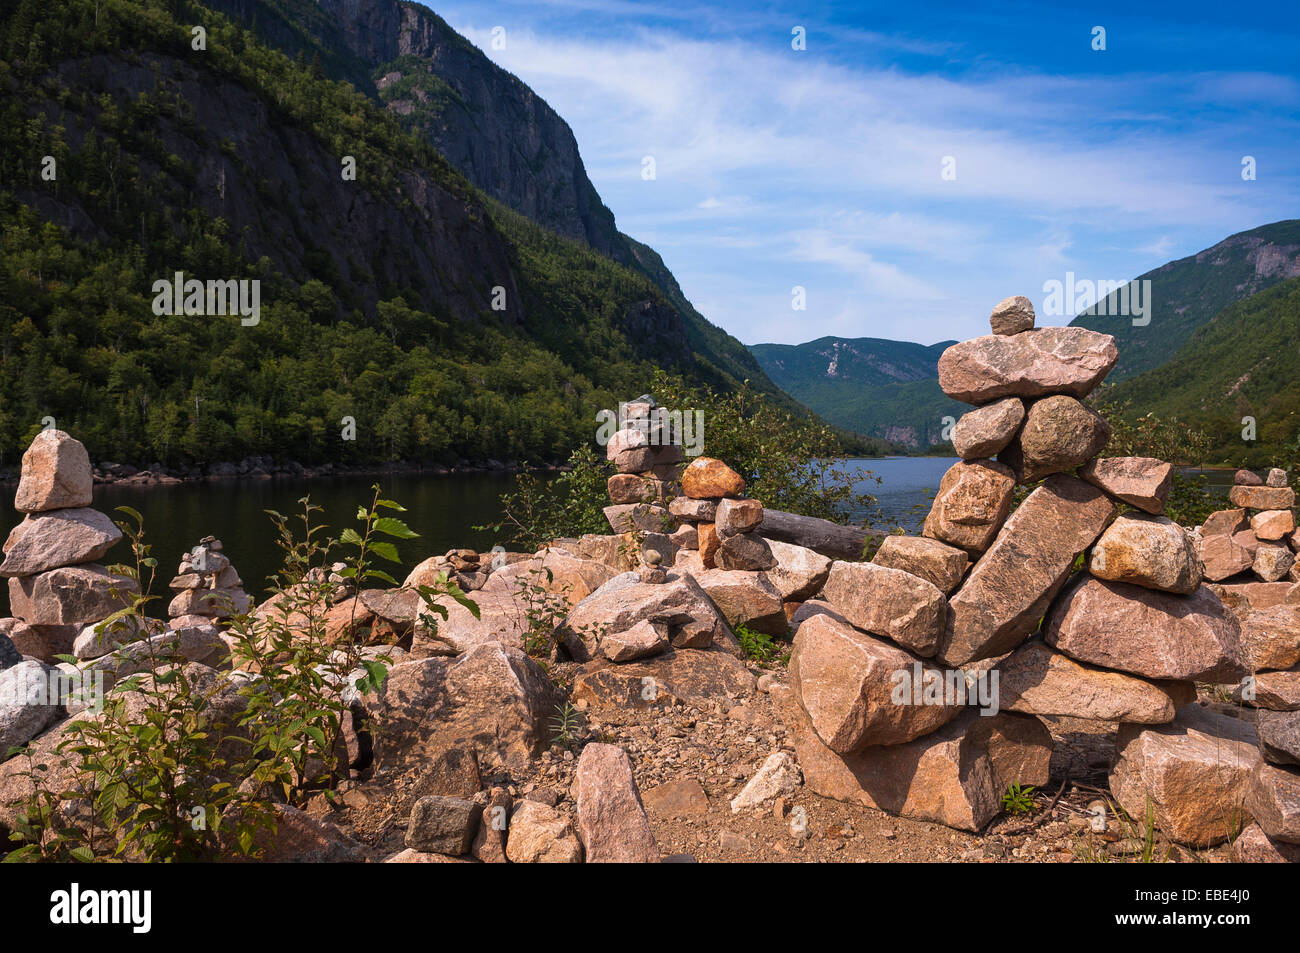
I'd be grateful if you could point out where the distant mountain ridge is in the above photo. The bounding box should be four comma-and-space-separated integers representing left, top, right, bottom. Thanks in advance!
1103, 275, 1300, 463
749, 337, 963, 447
752, 221, 1300, 451
1068, 220, 1300, 381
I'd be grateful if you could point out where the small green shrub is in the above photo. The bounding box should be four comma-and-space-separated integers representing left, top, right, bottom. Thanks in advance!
1001, 783, 1036, 816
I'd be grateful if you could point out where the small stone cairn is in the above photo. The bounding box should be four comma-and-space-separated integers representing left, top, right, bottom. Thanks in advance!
601, 394, 775, 577
167, 536, 251, 624
0, 430, 138, 662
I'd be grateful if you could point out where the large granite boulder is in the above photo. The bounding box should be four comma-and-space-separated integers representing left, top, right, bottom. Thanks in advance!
938, 475, 1116, 666
1045, 577, 1247, 682
997, 395, 1110, 483
937, 327, 1118, 404
821, 560, 947, 657
922, 459, 1016, 555
1087, 513, 1201, 594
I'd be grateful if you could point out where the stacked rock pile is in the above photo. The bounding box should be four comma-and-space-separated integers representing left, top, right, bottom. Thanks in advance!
667, 458, 774, 572
167, 536, 252, 623
405, 549, 490, 592
0, 430, 138, 662
776, 294, 1295, 850
1196, 468, 1297, 585
603, 395, 684, 525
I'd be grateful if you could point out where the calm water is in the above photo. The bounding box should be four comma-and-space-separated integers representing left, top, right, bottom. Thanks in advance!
840, 456, 958, 532
0, 473, 527, 617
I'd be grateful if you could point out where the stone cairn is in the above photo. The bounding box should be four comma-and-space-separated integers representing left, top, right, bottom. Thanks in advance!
1203, 468, 1300, 860
166, 536, 251, 624
763, 294, 1299, 855
0, 432, 238, 735
602, 395, 780, 583
0, 430, 139, 663
602, 395, 688, 578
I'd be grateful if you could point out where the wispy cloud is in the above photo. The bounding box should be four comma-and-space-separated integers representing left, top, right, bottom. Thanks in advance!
435, 3, 1300, 345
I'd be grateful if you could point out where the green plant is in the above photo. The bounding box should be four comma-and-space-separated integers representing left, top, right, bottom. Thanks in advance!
6, 507, 274, 862
549, 702, 581, 748
1110, 797, 1170, 863
225, 486, 466, 809
735, 623, 782, 665
509, 567, 572, 658
1001, 783, 1036, 816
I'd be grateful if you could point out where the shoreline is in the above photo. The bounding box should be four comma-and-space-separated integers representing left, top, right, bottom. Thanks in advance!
0, 457, 571, 489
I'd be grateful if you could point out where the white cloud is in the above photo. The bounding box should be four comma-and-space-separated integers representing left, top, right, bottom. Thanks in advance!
443, 19, 1298, 345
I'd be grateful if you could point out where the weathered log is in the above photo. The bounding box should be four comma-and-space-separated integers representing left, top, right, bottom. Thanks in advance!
759, 508, 875, 560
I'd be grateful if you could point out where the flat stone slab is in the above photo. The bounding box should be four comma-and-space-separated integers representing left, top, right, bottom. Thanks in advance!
937, 327, 1118, 404
996, 640, 1193, 723
0, 508, 123, 577
1079, 456, 1173, 514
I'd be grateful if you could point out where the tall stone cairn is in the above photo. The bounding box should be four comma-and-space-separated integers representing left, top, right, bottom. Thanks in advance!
777, 294, 1297, 850
0, 430, 138, 662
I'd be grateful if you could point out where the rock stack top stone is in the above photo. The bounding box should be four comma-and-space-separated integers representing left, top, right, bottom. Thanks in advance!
1267, 468, 1290, 488
14, 430, 94, 513
1235, 469, 1263, 486
937, 327, 1119, 405
681, 457, 745, 499
989, 295, 1035, 335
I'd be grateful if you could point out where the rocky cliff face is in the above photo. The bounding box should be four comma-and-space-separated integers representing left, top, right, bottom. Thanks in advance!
28, 50, 514, 324
210, 0, 630, 263
206, 0, 779, 394
389, 3, 629, 261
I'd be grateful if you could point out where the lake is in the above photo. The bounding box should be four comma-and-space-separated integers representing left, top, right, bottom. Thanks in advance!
0, 457, 1235, 617
0, 473, 523, 618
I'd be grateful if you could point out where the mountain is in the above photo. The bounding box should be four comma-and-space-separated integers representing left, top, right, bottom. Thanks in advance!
1068, 220, 1300, 381
750, 221, 1300, 449
205, 0, 783, 400
1102, 276, 1300, 463
749, 337, 963, 448
0, 0, 794, 469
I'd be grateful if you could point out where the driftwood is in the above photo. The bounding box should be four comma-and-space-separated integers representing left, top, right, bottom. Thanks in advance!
759, 508, 877, 560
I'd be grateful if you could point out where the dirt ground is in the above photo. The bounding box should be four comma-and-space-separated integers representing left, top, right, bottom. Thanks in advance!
326, 654, 1236, 863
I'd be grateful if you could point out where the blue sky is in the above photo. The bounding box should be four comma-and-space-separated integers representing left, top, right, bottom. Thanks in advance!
433, 0, 1300, 346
